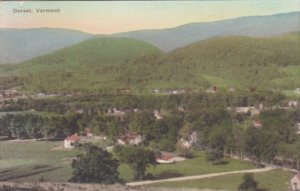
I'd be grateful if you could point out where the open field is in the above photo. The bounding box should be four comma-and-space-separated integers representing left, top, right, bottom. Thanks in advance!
119, 151, 255, 182
0, 141, 80, 182
147, 170, 293, 191
0, 141, 255, 183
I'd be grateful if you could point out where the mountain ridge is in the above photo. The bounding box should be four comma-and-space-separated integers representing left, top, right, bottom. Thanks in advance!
0, 32, 299, 93
1, 11, 299, 64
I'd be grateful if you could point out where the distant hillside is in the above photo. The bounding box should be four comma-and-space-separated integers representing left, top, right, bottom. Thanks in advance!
1, 12, 299, 65
116, 12, 300, 52
0, 37, 162, 75
0, 28, 92, 64
0, 33, 299, 93
114, 32, 300, 91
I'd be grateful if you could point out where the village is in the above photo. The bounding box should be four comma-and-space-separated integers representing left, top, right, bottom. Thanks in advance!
0, 86, 300, 191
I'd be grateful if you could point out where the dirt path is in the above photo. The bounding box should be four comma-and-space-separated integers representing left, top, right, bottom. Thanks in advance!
127, 167, 274, 186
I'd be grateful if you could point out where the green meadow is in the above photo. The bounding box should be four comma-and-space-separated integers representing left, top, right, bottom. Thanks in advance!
148, 170, 293, 191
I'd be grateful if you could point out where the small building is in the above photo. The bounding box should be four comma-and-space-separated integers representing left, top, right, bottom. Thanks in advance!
178, 106, 185, 112
84, 128, 93, 138
156, 153, 186, 164
206, 86, 217, 93
178, 131, 199, 149
64, 134, 80, 148
229, 87, 236, 92
290, 173, 300, 191
156, 154, 175, 164
288, 101, 298, 108
296, 123, 300, 134
253, 119, 263, 128
75, 109, 84, 114
235, 106, 260, 116
117, 132, 143, 145
178, 138, 192, 149
153, 89, 160, 93
154, 110, 163, 120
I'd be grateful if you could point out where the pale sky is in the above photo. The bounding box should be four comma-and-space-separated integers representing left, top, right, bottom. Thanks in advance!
0, 1, 300, 34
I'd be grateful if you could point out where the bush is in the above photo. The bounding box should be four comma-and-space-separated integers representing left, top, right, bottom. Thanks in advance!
238, 173, 258, 191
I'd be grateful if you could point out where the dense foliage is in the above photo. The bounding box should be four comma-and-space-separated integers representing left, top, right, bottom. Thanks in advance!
114, 145, 156, 180
71, 144, 120, 183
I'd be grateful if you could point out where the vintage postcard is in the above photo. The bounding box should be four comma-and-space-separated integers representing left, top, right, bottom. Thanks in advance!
0, 1, 300, 191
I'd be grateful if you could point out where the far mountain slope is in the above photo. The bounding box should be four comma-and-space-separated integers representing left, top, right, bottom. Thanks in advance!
0, 28, 92, 64
116, 12, 300, 52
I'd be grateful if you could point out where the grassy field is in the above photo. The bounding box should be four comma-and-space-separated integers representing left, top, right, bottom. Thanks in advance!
0, 141, 255, 183
119, 151, 256, 182
148, 170, 293, 191
0, 141, 80, 182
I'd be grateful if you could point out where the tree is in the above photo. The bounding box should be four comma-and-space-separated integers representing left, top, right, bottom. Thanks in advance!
238, 174, 258, 191
70, 144, 120, 184
206, 151, 224, 164
114, 145, 156, 180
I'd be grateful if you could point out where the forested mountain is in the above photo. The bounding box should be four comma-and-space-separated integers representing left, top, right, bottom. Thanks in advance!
0, 33, 299, 93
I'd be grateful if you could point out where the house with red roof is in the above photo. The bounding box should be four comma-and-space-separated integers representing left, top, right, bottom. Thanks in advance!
156, 153, 186, 164
64, 133, 80, 148
253, 119, 263, 128
290, 172, 300, 191
156, 154, 175, 164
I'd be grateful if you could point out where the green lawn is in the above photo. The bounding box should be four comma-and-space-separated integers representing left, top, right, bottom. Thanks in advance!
0, 141, 80, 182
148, 170, 293, 191
119, 151, 255, 182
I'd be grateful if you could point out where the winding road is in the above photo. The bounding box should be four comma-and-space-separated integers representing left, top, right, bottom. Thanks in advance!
126, 167, 274, 186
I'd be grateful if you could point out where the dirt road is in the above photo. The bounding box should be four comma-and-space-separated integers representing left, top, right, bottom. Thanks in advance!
127, 167, 274, 186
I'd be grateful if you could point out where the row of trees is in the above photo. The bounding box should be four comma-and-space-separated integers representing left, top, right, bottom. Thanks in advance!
1, 91, 287, 114
0, 114, 79, 139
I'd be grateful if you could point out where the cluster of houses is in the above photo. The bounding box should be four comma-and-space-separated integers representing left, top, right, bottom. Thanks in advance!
226, 105, 261, 118
63, 126, 198, 164
0, 89, 25, 99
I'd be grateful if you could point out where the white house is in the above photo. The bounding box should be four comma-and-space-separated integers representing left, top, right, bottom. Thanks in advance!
235, 106, 260, 116
178, 131, 199, 149
178, 138, 192, 149
64, 134, 80, 148
290, 173, 300, 191
154, 110, 163, 120
296, 123, 300, 134
289, 101, 298, 108
84, 128, 93, 138
117, 132, 143, 145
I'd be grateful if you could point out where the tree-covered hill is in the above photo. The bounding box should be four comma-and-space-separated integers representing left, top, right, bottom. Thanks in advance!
0, 37, 162, 75
0, 33, 299, 93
